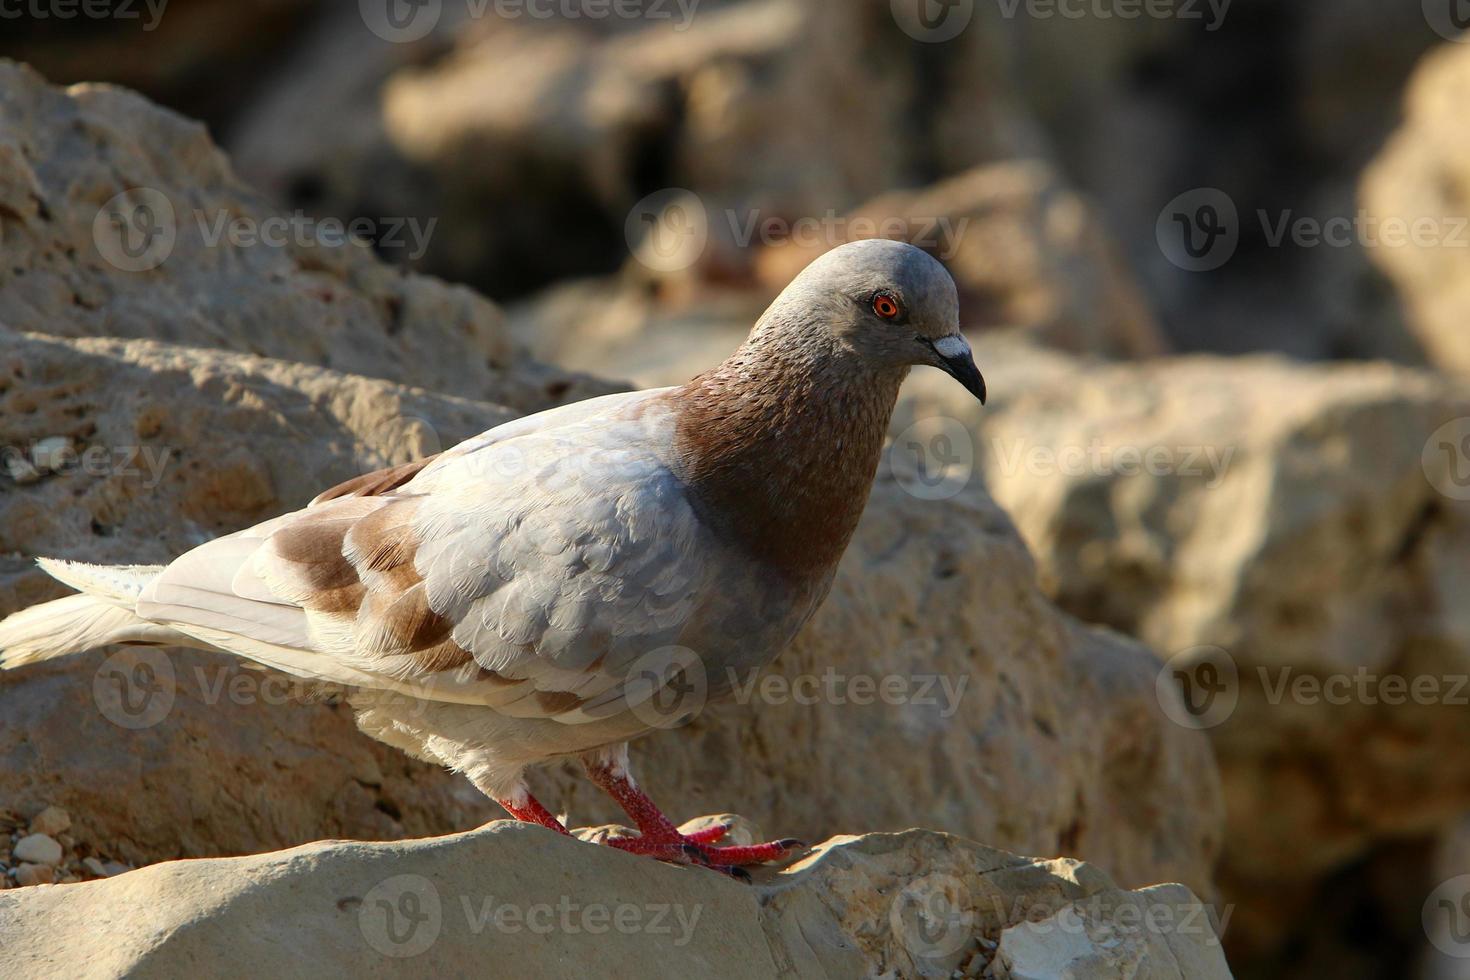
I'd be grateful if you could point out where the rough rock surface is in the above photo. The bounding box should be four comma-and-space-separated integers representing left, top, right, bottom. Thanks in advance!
0, 328, 1223, 897
1362, 42, 1470, 380
895, 335, 1470, 957
0, 59, 602, 412
229, 0, 1040, 295
0, 826, 1232, 979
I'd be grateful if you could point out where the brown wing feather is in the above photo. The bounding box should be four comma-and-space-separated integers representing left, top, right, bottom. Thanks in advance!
310, 455, 442, 506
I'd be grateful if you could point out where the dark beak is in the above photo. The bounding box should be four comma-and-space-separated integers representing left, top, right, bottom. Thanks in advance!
929, 336, 987, 405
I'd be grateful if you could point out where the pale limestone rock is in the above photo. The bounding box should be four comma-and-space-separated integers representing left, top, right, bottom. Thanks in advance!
1362, 43, 1470, 379
11, 835, 61, 868
0, 825, 1231, 979
0, 59, 604, 413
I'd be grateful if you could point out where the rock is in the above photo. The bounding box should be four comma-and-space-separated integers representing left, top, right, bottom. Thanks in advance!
229, 0, 1040, 297
80, 858, 106, 878
507, 277, 760, 388
1001, 0, 1436, 364
26, 806, 69, 838
895, 335, 1470, 960
0, 825, 1231, 978
12, 864, 52, 888
1362, 42, 1470, 379
0, 326, 1222, 895
0, 0, 322, 130
0, 59, 606, 413
12, 835, 62, 868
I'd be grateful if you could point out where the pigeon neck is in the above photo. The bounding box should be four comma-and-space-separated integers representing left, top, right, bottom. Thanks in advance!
671, 334, 906, 580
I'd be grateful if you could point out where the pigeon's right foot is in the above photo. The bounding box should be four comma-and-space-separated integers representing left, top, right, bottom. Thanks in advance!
581, 755, 808, 874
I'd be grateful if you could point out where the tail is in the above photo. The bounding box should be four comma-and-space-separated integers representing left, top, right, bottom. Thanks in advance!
0, 559, 188, 669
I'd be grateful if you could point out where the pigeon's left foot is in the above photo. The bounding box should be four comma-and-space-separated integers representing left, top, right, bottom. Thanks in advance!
582, 758, 807, 872
496, 792, 570, 834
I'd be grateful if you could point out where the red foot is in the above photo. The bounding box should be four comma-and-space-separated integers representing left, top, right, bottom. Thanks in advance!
496, 794, 570, 834
582, 758, 808, 874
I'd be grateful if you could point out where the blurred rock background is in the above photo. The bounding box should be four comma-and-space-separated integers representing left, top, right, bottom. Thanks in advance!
4, 1, 1470, 977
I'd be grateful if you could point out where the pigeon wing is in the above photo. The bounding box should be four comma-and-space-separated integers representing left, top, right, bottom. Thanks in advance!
137, 388, 710, 719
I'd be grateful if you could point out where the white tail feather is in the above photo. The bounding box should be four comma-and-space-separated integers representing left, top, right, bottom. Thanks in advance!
0, 595, 182, 668
34, 558, 164, 605
0, 559, 188, 668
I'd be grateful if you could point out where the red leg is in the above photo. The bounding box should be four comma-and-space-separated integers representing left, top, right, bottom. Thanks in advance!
582, 757, 805, 869
496, 792, 571, 835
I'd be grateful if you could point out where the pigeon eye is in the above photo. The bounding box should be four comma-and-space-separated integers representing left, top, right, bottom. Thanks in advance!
872, 292, 901, 320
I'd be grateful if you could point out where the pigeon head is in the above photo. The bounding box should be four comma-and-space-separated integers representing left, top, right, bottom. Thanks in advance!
757, 238, 986, 404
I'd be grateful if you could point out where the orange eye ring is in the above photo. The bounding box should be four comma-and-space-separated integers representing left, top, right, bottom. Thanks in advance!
872, 292, 901, 319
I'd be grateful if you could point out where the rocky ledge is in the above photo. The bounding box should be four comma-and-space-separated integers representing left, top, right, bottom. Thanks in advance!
0, 823, 1230, 979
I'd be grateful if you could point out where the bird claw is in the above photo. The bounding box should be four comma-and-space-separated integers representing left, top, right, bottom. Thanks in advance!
601, 830, 808, 874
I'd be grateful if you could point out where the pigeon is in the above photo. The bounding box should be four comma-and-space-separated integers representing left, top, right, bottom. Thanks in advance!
0, 239, 986, 873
